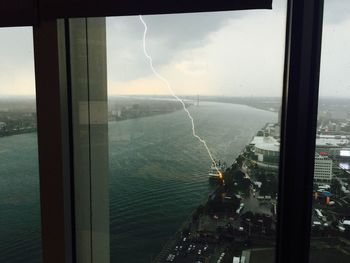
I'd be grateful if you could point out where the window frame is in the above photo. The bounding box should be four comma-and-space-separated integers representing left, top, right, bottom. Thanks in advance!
0, 0, 325, 262
276, 1, 324, 262
0, 0, 272, 27
33, 20, 75, 263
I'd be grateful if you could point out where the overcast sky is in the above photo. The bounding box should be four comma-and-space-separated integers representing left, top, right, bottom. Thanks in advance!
0, 0, 350, 97
106, 0, 287, 96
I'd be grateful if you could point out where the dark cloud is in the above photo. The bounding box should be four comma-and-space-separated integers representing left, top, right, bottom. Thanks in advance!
106, 11, 240, 82
106, 0, 288, 83
139, 12, 237, 50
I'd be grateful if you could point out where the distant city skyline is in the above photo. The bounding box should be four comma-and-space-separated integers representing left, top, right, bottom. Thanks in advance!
0, 0, 350, 97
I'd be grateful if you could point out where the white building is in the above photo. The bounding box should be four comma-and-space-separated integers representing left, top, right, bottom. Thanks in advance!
250, 136, 280, 161
250, 136, 280, 171
250, 136, 334, 179
314, 154, 333, 182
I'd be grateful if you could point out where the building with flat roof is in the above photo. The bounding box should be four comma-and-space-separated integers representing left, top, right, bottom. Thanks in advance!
250, 136, 333, 180
315, 135, 350, 160
250, 136, 280, 169
314, 154, 333, 182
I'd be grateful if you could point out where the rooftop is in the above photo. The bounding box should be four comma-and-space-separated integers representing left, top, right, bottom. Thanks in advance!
251, 136, 280, 152
316, 137, 350, 147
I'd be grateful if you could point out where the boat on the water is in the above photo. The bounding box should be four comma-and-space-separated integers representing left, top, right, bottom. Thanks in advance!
208, 160, 226, 180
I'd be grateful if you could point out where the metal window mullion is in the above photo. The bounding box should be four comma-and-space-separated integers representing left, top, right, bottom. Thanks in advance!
68, 17, 109, 263
276, 1, 324, 263
33, 19, 74, 263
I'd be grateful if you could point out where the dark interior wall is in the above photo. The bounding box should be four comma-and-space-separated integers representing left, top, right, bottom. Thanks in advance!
0, 0, 272, 27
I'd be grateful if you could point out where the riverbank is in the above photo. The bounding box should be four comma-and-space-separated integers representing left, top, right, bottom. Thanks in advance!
108, 101, 277, 263
0, 127, 36, 137
153, 123, 278, 263
108, 98, 193, 122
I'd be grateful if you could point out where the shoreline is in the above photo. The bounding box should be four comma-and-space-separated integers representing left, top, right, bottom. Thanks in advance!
0, 128, 36, 138
110, 105, 190, 123
152, 123, 278, 263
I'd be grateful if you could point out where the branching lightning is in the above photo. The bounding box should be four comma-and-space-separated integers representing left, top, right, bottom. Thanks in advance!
139, 15, 219, 173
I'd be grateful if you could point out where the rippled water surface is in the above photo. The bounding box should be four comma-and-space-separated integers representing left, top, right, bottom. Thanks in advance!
109, 102, 276, 262
0, 101, 276, 263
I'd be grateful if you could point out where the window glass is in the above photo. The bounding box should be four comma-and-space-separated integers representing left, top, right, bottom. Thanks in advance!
106, 1, 287, 262
310, 1, 350, 262
0, 28, 41, 262
67, 1, 287, 262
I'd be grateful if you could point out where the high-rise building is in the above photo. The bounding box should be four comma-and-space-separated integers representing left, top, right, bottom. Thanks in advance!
314, 154, 333, 182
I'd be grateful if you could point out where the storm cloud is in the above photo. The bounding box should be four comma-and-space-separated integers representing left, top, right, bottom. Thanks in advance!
1, 0, 350, 97
107, 12, 235, 81
107, 0, 288, 96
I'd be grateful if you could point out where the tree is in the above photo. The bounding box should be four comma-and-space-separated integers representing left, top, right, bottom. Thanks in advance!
236, 155, 245, 166
331, 179, 342, 196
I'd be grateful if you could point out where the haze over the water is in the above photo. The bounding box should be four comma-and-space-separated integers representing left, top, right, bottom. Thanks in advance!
1, 0, 350, 97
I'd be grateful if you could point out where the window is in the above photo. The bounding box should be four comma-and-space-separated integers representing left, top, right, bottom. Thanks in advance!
0, 1, 327, 263
66, 1, 287, 262
0, 27, 41, 263
310, 1, 350, 262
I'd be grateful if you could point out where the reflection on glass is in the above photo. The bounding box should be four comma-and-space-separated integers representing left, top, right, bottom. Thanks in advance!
106, 1, 287, 262
0, 28, 41, 262
310, 1, 350, 262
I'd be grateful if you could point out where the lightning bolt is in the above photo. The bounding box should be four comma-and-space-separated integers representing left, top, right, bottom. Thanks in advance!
139, 15, 219, 173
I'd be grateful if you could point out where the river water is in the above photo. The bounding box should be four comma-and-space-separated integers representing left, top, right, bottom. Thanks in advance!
0, 102, 276, 263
